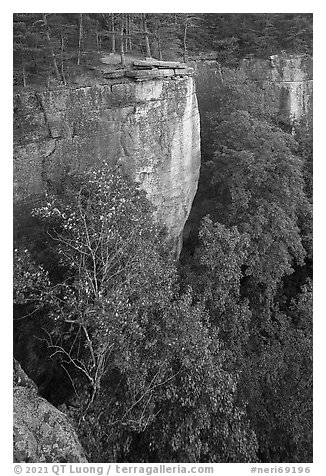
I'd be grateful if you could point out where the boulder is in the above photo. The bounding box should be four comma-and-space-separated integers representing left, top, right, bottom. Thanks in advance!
13, 359, 87, 463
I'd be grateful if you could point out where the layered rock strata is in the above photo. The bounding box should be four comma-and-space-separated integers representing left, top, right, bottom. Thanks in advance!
14, 74, 201, 256
192, 54, 312, 126
240, 54, 313, 124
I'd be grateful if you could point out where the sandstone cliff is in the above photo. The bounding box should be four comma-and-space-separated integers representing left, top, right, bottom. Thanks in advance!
14, 75, 201, 256
13, 359, 87, 463
239, 54, 313, 125
193, 54, 312, 126
183, 54, 313, 246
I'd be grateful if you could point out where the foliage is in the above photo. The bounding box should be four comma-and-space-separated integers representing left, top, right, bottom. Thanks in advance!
26, 166, 173, 403
78, 291, 257, 463
240, 286, 312, 462
193, 69, 312, 293
13, 247, 50, 305
180, 213, 312, 463
180, 62, 312, 463
293, 123, 313, 202
13, 165, 258, 462
13, 13, 313, 462
13, 13, 313, 87
199, 13, 312, 59
147, 14, 182, 60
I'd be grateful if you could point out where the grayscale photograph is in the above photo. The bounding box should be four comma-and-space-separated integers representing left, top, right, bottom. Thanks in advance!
13, 12, 313, 465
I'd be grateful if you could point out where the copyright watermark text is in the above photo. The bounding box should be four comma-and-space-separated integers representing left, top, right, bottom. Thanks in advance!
13, 465, 214, 475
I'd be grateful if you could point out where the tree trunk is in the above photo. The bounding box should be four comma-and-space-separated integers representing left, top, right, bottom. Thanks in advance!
111, 13, 116, 54
125, 14, 129, 52
153, 19, 162, 60
61, 35, 67, 85
96, 19, 99, 51
142, 13, 151, 58
22, 63, 27, 87
157, 35, 162, 60
77, 13, 83, 65
128, 14, 132, 52
42, 14, 61, 82
216, 61, 224, 83
120, 14, 125, 66
183, 14, 188, 63
21, 53, 27, 87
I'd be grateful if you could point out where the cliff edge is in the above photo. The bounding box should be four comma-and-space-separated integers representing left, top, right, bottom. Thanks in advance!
14, 73, 201, 256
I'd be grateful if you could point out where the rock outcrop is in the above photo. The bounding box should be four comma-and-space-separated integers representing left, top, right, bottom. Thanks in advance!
13, 74, 201, 256
13, 359, 87, 463
239, 54, 313, 125
193, 53, 312, 126
184, 53, 313, 247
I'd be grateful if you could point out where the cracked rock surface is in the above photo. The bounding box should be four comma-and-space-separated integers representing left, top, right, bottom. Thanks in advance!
13, 76, 201, 256
13, 359, 87, 463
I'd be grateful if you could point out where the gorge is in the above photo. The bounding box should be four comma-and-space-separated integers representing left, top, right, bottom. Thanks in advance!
13, 13, 313, 462
14, 54, 312, 258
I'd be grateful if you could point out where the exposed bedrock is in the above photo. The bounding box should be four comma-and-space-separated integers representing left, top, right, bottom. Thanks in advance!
183, 54, 313, 246
13, 76, 201, 256
13, 359, 87, 463
239, 54, 313, 124
193, 54, 312, 125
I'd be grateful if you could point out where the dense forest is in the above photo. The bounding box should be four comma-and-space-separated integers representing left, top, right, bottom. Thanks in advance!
13, 13, 313, 463
13, 13, 312, 87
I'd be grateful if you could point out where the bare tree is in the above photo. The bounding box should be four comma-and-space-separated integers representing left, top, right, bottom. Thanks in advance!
124, 14, 129, 52
183, 14, 189, 63
141, 13, 152, 58
96, 18, 100, 51
127, 14, 133, 52
120, 14, 125, 66
60, 35, 67, 85
111, 13, 116, 54
22, 60, 27, 87
42, 14, 62, 81
77, 13, 83, 65
152, 15, 163, 60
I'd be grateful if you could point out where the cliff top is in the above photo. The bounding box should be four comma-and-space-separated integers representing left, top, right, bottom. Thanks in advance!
13, 51, 194, 93
94, 53, 194, 81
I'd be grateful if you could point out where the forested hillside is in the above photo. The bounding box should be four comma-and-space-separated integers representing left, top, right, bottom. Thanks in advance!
13, 13, 312, 87
13, 13, 313, 464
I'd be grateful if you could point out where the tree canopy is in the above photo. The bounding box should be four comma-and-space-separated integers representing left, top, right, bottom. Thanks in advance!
13, 13, 313, 87
179, 63, 312, 463
13, 12, 313, 464
14, 166, 258, 462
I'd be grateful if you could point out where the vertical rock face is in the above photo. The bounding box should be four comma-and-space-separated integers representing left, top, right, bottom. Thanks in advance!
192, 54, 312, 126
13, 76, 201, 256
183, 54, 312, 245
239, 54, 313, 124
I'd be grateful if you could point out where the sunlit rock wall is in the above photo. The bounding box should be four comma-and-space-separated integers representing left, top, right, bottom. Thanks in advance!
13, 76, 201, 256
192, 53, 312, 126
239, 54, 313, 124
